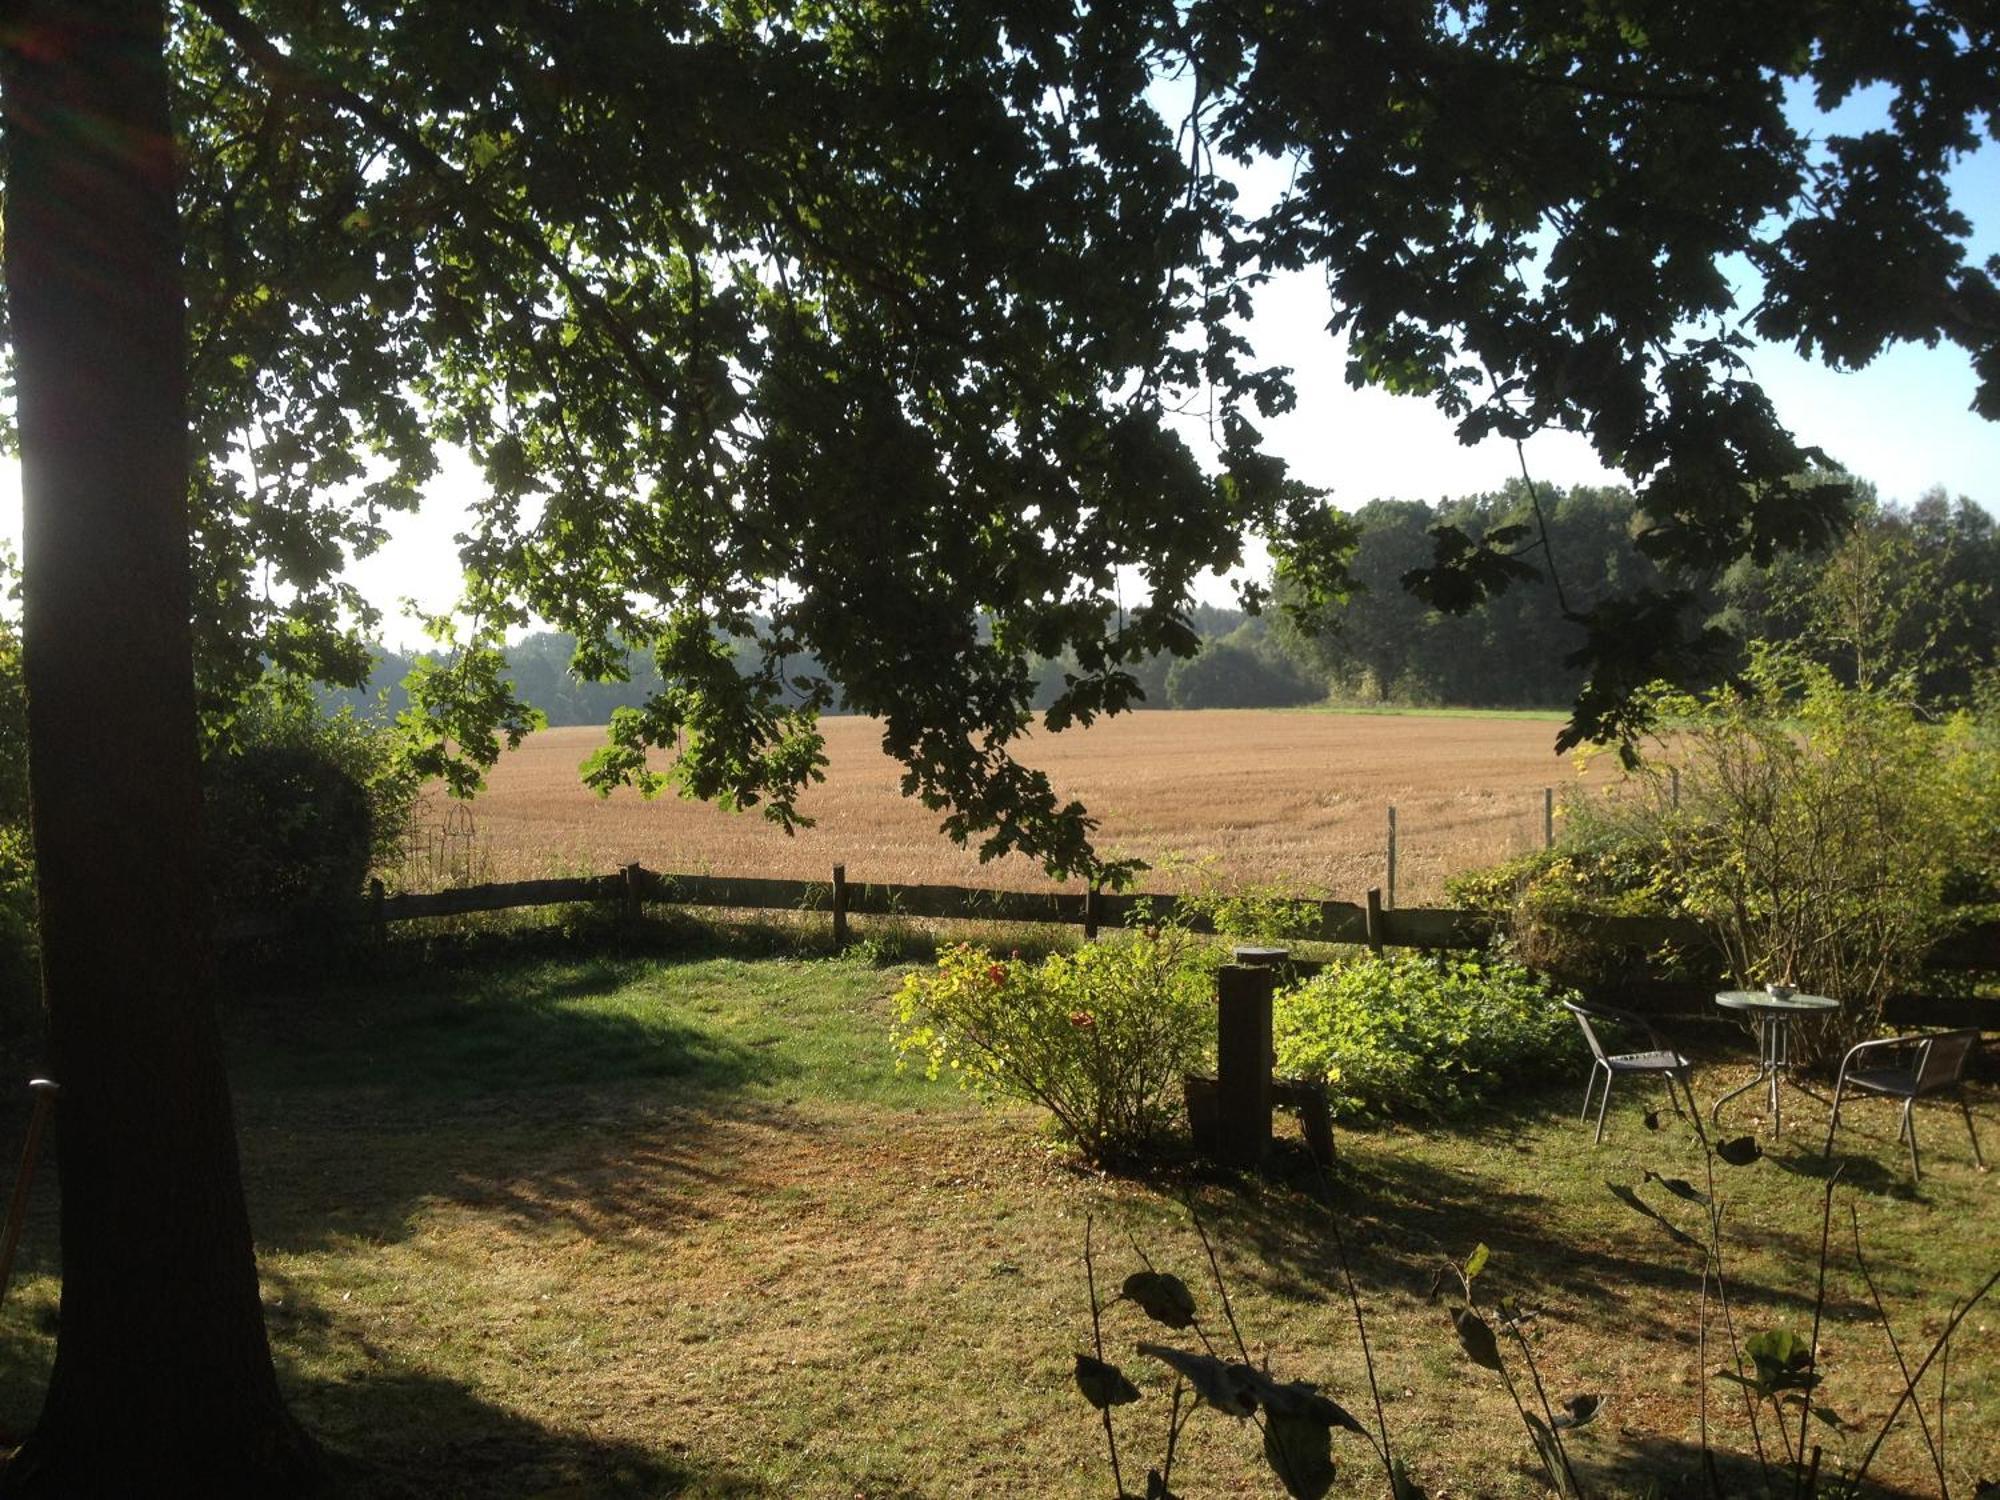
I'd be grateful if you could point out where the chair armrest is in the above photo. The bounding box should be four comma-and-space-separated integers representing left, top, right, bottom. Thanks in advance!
1834, 1034, 1927, 1079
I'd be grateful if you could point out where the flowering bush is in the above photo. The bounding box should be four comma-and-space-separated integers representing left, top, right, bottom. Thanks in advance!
891, 930, 1219, 1162
1274, 952, 1581, 1120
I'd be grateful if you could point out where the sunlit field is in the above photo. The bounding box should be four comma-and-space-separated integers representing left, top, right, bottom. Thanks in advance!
417, 709, 1618, 904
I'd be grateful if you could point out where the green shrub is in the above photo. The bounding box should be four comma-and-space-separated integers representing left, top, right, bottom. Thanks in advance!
1274, 952, 1581, 1120
1551, 650, 2000, 1059
892, 930, 1220, 1162
204, 692, 419, 934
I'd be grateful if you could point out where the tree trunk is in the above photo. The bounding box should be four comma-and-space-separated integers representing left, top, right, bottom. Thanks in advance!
0, 3, 315, 1490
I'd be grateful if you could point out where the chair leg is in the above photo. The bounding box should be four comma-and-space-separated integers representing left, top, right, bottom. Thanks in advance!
1579, 1066, 1599, 1123
1594, 1068, 1614, 1146
1903, 1100, 1921, 1183
1960, 1097, 1985, 1171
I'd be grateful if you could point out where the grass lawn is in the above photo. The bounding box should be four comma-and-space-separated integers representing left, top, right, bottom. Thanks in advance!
0, 916, 1994, 1497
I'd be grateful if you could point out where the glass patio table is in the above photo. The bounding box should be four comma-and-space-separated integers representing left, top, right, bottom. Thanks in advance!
1710, 989, 1841, 1136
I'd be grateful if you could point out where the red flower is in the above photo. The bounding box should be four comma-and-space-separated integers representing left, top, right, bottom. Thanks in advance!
1069, 1010, 1096, 1029
987, 963, 1007, 986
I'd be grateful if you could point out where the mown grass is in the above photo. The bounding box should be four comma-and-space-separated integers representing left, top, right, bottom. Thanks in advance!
0, 914, 1993, 1498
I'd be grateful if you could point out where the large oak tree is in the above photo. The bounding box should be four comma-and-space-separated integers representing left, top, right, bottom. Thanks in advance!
2, 0, 1993, 1488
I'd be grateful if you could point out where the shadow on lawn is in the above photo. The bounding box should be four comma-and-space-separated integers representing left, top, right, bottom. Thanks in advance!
0, 1270, 772, 1499
1191, 1131, 1876, 1330
1580, 1434, 1929, 1500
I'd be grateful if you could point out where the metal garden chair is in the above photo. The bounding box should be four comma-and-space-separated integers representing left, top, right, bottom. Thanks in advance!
1563, 1000, 1697, 1145
1822, 1028, 1985, 1183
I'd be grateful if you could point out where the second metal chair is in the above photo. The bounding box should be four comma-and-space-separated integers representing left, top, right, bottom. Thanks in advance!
1564, 1000, 1697, 1145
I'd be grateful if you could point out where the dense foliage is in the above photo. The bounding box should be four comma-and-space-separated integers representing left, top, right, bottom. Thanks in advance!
892, 932, 1219, 1162
1274, 953, 1582, 1121
1272, 483, 1999, 713
1579, 653, 1997, 1058
50, 0, 1989, 881
204, 692, 420, 935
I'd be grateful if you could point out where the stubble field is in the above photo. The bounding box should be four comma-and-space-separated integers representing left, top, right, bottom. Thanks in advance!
418, 709, 1617, 904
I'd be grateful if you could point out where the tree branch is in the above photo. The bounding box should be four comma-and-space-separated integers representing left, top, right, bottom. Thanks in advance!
187, 0, 683, 416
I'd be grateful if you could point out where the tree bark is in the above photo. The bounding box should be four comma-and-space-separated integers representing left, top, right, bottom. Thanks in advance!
0, 3, 315, 1491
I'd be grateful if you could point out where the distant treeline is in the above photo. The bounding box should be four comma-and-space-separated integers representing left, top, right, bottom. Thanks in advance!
325, 481, 1998, 723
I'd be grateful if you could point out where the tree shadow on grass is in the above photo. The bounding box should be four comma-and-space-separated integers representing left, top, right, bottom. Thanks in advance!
291, 1363, 770, 1499
0, 1267, 771, 1499
227, 951, 795, 1106
239, 1088, 847, 1256
1189, 1140, 1876, 1333
1577, 1431, 1930, 1500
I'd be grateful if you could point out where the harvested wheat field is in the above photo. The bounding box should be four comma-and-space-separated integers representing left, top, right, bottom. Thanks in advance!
421, 709, 1621, 904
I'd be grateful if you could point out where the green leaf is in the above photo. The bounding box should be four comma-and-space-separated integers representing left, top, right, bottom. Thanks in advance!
1137, 1343, 1256, 1417
1643, 1170, 1709, 1205
1244, 1370, 1367, 1436
1525, 1412, 1581, 1498
1744, 1329, 1817, 1393
1451, 1307, 1504, 1373
1552, 1393, 1604, 1431
1464, 1242, 1490, 1284
1263, 1409, 1337, 1500
1074, 1353, 1140, 1409
1606, 1181, 1703, 1250
1121, 1271, 1197, 1330
1715, 1135, 1764, 1166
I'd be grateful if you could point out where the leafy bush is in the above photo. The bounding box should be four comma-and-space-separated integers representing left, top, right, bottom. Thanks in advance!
1274, 952, 1581, 1120
204, 692, 419, 934
1576, 650, 1996, 1059
1441, 827, 1717, 991
892, 930, 1220, 1162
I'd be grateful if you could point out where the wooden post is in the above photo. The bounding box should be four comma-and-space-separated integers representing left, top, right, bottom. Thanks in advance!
831, 864, 849, 952
1544, 787, 1555, 850
1365, 886, 1385, 956
1083, 885, 1103, 941
1386, 805, 1397, 909
368, 877, 386, 947
1215, 964, 1274, 1170
1231, 946, 1289, 968
621, 862, 643, 921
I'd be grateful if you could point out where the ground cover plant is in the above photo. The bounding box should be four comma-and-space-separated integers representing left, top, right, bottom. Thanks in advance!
0, 916, 1990, 1497
1273, 952, 1584, 1121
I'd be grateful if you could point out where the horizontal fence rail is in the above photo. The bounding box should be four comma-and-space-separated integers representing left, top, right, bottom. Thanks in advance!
218, 863, 2000, 984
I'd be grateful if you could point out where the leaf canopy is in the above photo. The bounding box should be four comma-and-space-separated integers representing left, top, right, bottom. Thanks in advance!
55, 0, 1996, 875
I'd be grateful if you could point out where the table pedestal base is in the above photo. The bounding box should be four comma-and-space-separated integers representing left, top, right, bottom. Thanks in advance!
1709, 1013, 1828, 1136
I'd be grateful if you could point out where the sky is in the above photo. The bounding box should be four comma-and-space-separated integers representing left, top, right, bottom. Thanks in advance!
3, 110, 1996, 644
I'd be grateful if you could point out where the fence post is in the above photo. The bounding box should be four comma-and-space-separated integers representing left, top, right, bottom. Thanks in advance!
1365, 886, 1385, 956
1083, 885, 1103, 941
831, 863, 849, 952
1544, 787, 1555, 850
620, 862, 643, 921
368, 877, 386, 947
1215, 964, 1275, 1170
1386, 805, 1397, 909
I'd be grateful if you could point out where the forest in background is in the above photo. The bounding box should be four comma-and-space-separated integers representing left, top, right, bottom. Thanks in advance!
325, 479, 2000, 725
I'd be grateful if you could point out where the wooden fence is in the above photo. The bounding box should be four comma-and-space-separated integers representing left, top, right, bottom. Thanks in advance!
220, 863, 2000, 981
